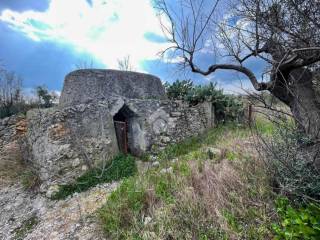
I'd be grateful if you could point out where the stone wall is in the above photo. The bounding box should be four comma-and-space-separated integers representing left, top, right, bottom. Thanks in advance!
26, 102, 119, 190
59, 69, 166, 107
148, 100, 215, 150
26, 97, 215, 190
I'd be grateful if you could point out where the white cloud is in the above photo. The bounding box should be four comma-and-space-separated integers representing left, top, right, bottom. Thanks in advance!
0, 0, 171, 70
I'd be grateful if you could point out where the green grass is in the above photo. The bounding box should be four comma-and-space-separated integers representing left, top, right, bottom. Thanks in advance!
156, 123, 249, 162
51, 154, 137, 200
272, 197, 320, 240
254, 117, 275, 135
98, 123, 276, 239
99, 178, 148, 239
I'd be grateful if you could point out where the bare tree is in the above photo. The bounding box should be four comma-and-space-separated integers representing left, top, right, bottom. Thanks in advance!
117, 55, 135, 71
155, 0, 320, 140
74, 59, 94, 70
0, 65, 23, 117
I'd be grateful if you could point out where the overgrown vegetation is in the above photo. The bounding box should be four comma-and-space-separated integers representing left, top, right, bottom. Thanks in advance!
164, 80, 245, 122
51, 154, 137, 200
272, 197, 320, 240
13, 214, 39, 240
261, 122, 320, 201
20, 169, 41, 191
99, 124, 276, 239
253, 114, 320, 239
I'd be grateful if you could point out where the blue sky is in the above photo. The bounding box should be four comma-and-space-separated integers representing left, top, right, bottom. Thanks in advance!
0, 0, 262, 94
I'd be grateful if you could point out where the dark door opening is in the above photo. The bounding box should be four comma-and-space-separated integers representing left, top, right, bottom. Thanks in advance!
113, 107, 129, 154
114, 121, 128, 154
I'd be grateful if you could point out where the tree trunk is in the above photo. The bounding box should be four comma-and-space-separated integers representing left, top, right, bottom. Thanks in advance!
269, 68, 320, 168
270, 68, 320, 141
290, 69, 320, 140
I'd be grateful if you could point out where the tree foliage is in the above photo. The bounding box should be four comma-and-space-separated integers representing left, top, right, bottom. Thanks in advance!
36, 86, 56, 108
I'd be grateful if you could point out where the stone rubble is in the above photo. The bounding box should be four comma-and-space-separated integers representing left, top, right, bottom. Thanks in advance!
0, 181, 119, 240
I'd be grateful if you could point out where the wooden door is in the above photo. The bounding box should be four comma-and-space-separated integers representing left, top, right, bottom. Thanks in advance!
114, 121, 128, 154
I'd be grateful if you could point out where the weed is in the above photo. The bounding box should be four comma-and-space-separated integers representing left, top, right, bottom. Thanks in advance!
226, 150, 237, 161
20, 169, 40, 190
223, 210, 242, 233
272, 197, 320, 240
154, 177, 174, 202
253, 113, 280, 136
14, 215, 39, 240
99, 178, 148, 239
51, 154, 137, 200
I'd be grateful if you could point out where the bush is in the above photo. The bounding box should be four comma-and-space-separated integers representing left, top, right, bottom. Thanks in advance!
164, 79, 193, 100
14, 214, 39, 240
0, 102, 38, 119
51, 154, 137, 200
164, 80, 245, 123
272, 197, 320, 240
261, 121, 320, 202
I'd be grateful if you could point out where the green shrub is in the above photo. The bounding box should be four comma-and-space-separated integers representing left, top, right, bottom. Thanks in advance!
0, 102, 38, 119
164, 79, 193, 100
164, 80, 245, 123
51, 154, 137, 200
272, 197, 320, 240
263, 123, 320, 201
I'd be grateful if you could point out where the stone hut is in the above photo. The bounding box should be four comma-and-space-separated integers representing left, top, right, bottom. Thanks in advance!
26, 69, 215, 190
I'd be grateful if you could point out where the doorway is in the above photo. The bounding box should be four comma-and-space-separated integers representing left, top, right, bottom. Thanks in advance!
113, 105, 133, 154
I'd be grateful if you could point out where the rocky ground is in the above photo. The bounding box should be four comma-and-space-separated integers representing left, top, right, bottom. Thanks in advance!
0, 179, 119, 240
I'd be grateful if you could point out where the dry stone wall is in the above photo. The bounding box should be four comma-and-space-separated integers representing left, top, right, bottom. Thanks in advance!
26, 97, 214, 190
149, 100, 215, 150
26, 102, 119, 190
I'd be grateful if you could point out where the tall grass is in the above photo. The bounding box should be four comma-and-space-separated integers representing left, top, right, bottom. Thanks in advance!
98, 123, 275, 239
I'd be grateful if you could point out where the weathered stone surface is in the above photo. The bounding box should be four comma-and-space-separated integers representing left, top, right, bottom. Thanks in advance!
0, 181, 118, 240
21, 69, 215, 189
0, 115, 28, 187
59, 69, 166, 107
26, 102, 119, 189
26, 97, 214, 189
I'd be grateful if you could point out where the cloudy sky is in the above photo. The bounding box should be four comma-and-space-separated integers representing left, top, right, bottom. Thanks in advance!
0, 0, 264, 94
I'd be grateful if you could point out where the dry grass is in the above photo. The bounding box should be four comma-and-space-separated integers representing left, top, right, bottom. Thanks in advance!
0, 141, 25, 186
189, 160, 244, 231
99, 124, 277, 239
